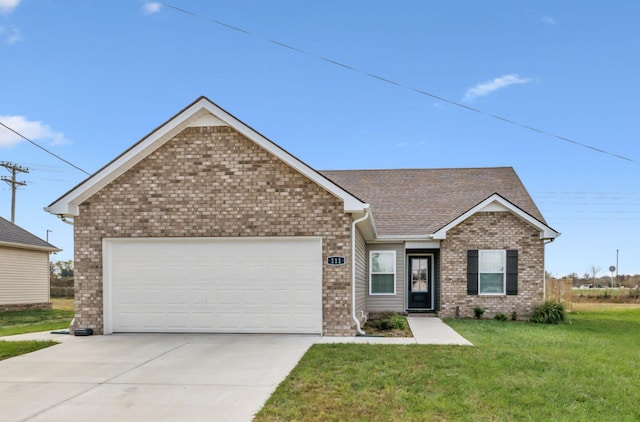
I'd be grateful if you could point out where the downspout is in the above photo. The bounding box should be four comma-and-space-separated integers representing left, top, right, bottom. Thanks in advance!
57, 214, 75, 331
542, 237, 556, 302
352, 206, 369, 336
58, 215, 74, 225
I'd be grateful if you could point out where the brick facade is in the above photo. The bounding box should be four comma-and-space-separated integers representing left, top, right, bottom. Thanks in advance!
73, 126, 354, 336
439, 212, 545, 319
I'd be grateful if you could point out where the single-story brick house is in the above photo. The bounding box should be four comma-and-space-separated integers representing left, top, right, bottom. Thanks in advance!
0, 216, 60, 311
46, 97, 559, 336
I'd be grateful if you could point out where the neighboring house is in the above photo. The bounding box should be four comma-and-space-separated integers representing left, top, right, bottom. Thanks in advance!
0, 216, 60, 311
45, 97, 559, 336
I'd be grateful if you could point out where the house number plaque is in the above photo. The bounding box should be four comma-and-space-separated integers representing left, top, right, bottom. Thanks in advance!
327, 256, 346, 266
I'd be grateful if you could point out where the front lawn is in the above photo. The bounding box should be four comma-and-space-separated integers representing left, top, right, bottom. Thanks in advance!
256, 309, 640, 421
0, 307, 74, 337
0, 302, 74, 361
0, 340, 58, 361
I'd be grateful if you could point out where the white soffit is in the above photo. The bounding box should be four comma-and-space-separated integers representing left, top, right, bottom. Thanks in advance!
405, 240, 440, 249
45, 97, 367, 216
431, 194, 560, 240
189, 112, 226, 127
478, 201, 509, 212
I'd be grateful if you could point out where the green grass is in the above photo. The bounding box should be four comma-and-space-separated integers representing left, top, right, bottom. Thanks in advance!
0, 308, 73, 337
256, 309, 640, 421
0, 304, 73, 361
0, 340, 58, 361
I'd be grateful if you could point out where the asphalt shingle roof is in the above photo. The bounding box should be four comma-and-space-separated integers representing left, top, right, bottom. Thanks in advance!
0, 216, 59, 251
320, 167, 546, 237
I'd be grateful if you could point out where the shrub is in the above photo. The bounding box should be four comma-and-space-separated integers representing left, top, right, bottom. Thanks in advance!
511, 311, 518, 321
374, 313, 408, 330
494, 313, 508, 322
530, 301, 566, 324
473, 306, 485, 319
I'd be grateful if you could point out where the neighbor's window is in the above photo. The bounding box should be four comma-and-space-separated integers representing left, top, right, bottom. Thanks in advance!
479, 250, 506, 295
370, 251, 396, 295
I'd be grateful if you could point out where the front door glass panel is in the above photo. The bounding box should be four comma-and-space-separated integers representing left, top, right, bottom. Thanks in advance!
411, 258, 428, 292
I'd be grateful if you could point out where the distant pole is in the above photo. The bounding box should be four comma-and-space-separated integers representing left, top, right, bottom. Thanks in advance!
46, 229, 52, 243
616, 249, 619, 286
609, 265, 616, 288
0, 161, 29, 223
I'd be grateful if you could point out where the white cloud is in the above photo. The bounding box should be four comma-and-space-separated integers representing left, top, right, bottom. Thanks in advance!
397, 141, 426, 147
0, 26, 21, 44
142, 2, 162, 14
0, 0, 20, 14
463, 74, 532, 102
0, 115, 69, 148
541, 16, 557, 25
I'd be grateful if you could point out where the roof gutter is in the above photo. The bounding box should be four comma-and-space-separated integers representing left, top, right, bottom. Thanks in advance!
351, 206, 370, 336
0, 241, 61, 253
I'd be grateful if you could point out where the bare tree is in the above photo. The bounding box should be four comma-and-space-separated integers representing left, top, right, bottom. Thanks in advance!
589, 265, 601, 284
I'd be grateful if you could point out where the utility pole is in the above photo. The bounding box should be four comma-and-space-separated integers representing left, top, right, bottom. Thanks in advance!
0, 161, 29, 223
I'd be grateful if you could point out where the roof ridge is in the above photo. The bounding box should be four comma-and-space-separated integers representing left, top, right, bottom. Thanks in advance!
320, 166, 514, 172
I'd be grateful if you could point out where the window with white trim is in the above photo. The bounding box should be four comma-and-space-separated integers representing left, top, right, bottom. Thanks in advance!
369, 251, 396, 295
478, 249, 506, 295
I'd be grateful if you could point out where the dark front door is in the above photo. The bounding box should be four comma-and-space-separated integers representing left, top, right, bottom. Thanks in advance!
408, 255, 433, 309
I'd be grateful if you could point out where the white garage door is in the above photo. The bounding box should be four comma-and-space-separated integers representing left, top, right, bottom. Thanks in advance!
103, 237, 322, 334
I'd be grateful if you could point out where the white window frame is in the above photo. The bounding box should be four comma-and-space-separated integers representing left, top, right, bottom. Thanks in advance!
478, 249, 506, 296
369, 250, 396, 295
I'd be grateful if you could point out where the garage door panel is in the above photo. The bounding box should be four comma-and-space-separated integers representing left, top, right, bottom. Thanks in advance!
105, 237, 322, 334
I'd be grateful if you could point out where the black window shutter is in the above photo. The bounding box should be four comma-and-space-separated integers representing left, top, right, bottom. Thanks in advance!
506, 250, 518, 295
467, 250, 479, 295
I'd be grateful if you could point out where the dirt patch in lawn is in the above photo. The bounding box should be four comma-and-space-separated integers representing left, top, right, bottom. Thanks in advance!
362, 313, 413, 337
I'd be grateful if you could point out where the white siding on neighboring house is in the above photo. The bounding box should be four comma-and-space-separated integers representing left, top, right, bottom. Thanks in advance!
354, 227, 367, 323
0, 246, 50, 305
366, 243, 405, 313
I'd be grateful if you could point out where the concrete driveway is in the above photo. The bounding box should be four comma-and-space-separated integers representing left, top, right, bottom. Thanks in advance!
0, 334, 315, 422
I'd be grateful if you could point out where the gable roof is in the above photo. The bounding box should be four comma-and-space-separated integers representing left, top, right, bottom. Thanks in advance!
45, 96, 367, 216
320, 167, 558, 239
431, 193, 559, 240
0, 216, 60, 252
44, 97, 557, 242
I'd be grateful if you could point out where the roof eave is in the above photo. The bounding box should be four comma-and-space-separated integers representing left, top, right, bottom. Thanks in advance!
0, 240, 61, 253
431, 193, 560, 240
46, 96, 366, 216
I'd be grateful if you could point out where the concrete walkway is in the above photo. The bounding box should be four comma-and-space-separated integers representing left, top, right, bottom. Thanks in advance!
406, 316, 473, 345
317, 316, 473, 345
4, 316, 472, 346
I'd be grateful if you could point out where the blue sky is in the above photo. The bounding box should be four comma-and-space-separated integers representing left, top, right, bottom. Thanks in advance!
1, 1, 638, 277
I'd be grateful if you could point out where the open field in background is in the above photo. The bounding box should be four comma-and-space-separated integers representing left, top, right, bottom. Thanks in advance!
573, 287, 640, 297
571, 302, 640, 312
256, 308, 640, 421
50, 298, 74, 311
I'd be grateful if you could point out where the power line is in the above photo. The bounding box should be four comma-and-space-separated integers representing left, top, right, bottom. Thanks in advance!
0, 121, 90, 175
160, 2, 637, 165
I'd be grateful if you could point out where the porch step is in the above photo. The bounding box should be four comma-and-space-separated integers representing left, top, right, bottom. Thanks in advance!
407, 312, 438, 317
